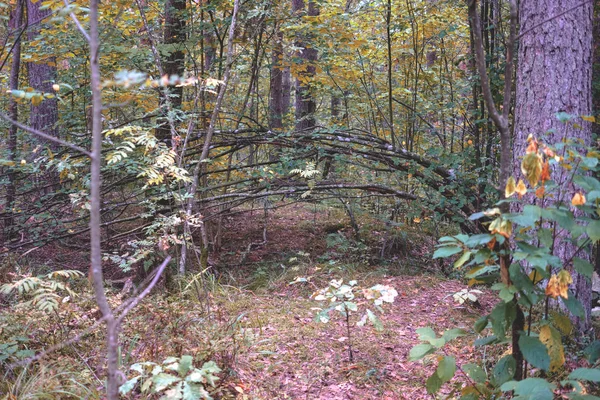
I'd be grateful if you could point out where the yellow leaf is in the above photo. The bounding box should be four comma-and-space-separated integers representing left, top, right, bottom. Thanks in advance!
31, 94, 42, 107
505, 176, 516, 198
521, 152, 543, 187
572, 192, 586, 206
528, 270, 544, 284
582, 115, 596, 123
539, 325, 565, 372
515, 179, 527, 197
551, 311, 573, 336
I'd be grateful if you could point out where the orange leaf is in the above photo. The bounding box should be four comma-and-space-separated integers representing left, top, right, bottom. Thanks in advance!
540, 161, 551, 182
535, 186, 545, 198
572, 192, 586, 206
545, 275, 561, 298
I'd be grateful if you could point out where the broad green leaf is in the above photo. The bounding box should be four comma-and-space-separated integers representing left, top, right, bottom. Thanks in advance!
463, 363, 486, 384
583, 341, 600, 363
474, 335, 498, 347
408, 343, 434, 361
436, 356, 456, 382
152, 373, 181, 392
454, 251, 472, 269
561, 291, 585, 318
587, 220, 600, 242
119, 376, 141, 395
519, 334, 550, 371
178, 355, 193, 377
442, 328, 467, 342
569, 368, 600, 382
573, 257, 594, 279
492, 355, 516, 386
500, 378, 555, 399
366, 309, 383, 331
416, 327, 437, 341
182, 382, 212, 400
426, 371, 443, 394
433, 246, 462, 259
474, 316, 488, 333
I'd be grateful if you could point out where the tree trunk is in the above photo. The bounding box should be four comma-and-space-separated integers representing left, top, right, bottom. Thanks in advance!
292, 0, 318, 131
5, 0, 23, 240
27, 0, 58, 146
270, 28, 284, 130
157, 0, 186, 146
514, 0, 594, 333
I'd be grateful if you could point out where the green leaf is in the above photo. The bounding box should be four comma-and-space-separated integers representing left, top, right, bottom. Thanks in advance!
426, 371, 443, 394
182, 382, 212, 400
573, 258, 594, 279
500, 378, 555, 399
583, 341, 600, 363
587, 220, 600, 242
119, 376, 141, 395
519, 334, 550, 371
442, 328, 467, 342
366, 309, 383, 331
178, 355, 193, 377
569, 368, 600, 382
433, 246, 462, 259
474, 316, 488, 333
561, 291, 585, 318
454, 251, 472, 269
436, 356, 456, 382
474, 335, 498, 347
152, 373, 181, 392
416, 327, 437, 341
408, 343, 434, 361
492, 355, 516, 386
463, 363, 486, 384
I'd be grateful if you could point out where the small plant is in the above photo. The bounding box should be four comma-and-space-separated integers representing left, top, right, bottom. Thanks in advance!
0, 270, 84, 313
120, 355, 221, 399
311, 279, 398, 361
451, 288, 482, 305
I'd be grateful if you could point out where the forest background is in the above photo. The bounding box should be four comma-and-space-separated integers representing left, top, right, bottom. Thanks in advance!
1, 0, 600, 398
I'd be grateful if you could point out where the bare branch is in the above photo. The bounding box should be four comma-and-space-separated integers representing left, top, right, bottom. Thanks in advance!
0, 111, 91, 156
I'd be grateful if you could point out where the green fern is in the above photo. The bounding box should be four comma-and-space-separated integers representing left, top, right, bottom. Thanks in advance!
1, 270, 84, 313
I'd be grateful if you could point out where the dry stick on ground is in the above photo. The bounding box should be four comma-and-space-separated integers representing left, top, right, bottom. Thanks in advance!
179, 0, 241, 273
468, 0, 523, 380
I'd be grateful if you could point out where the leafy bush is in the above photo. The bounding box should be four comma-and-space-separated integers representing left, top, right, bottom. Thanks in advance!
411, 136, 600, 398
120, 355, 221, 399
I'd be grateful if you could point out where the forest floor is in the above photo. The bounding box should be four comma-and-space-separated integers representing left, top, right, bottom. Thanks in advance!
0, 204, 513, 399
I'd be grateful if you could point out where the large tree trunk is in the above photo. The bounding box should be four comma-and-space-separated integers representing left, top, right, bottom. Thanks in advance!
27, 0, 58, 147
292, 0, 318, 131
157, 0, 186, 146
514, 0, 594, 333
5, 0, 23, 240
270, 28, 284, 130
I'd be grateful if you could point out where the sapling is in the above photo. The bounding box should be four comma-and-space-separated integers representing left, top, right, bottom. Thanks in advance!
311, 279, 398, 361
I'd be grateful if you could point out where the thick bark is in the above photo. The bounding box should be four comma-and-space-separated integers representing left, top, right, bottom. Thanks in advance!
292, 0, 318, 131
270, 28, 284, 130
514, 0, 594, 333
27, 0, 58, 146
5, 0, 23, 240
157, 0, 186, 145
